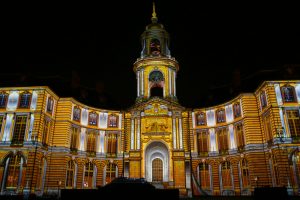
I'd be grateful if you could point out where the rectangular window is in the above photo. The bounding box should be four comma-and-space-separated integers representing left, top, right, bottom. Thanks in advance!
70, 127, 79, 150
263, 113, 272, 142
286, 110, 300, 138
217, 128, 228, 154
46, 97, 54, 114
42, 119, 50, 145
235, 124, 245, 149
107, 133, 117, 155
197, 131, 208, 156
0, 115, 3, 133
86, 132, 96, 156
11, 115, 27, 145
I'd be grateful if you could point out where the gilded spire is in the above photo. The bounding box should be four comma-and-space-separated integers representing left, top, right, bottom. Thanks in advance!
151, 2, 158, 23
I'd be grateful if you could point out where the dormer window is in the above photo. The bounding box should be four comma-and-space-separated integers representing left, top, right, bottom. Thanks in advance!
196, 112, 206, 126
19, 92, 31, 108
46, 96, 54, 114
88, 112, 98, 126
281, 86, 296, 103
108, 114, 118, 128
73, 106, 81, 122
216, 109, 226, 123
233, 103, 241, 118
260, 91, 267, 109
0, 92, 8, 108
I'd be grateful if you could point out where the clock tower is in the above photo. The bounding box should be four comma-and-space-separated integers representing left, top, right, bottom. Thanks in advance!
134, 3, 179, 102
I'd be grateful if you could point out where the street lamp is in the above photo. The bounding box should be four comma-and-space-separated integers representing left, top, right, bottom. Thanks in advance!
276, 127, 290, 188
57, 180, 62, 199
254, 176, 259, 188
30, 133, 38, 195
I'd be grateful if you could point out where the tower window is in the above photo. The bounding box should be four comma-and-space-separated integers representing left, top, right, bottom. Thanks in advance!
150, 38, 161, 56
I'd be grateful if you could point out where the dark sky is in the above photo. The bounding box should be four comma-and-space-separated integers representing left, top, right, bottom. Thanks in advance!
2, 1, 300, 110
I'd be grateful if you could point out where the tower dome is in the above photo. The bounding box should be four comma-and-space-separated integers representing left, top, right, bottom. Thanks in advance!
140, 3, 171, 58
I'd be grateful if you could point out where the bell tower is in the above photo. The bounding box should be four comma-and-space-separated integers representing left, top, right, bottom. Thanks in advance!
134, 2, 179, 102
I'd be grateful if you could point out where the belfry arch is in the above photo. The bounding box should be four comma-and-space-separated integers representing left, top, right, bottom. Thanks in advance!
145, 141, 169, 182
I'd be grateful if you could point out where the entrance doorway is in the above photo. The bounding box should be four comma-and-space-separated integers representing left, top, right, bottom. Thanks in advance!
152, 158, 163, 182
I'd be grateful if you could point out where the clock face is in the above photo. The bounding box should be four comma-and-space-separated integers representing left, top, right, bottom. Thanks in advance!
149, 70, 164, 83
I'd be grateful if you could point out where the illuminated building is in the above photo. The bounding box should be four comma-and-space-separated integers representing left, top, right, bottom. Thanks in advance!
0, 3, 300, 197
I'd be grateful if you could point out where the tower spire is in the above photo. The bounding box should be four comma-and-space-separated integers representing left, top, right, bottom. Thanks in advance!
151, 2, 158, 23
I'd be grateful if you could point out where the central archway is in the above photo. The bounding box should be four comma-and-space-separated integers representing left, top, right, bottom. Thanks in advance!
145, 141, 169, 182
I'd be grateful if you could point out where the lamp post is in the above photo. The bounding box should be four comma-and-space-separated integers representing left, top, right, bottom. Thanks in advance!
254, 176, 259, 188
57, 180, 62, 199
276, 127, 290, 188
30, 133, 38, 195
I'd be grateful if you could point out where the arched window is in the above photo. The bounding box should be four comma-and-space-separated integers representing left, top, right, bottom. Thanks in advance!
11, 115, 27, 146
291, 151, 300, 188
286, 110, 300, 138
198, 162, 210, 189
150, 38, 161, 56
197, 130, 208, 156
88, 112, 98, 126
216, 109, 226, 123
235, 124, 245, 150
5, 154, 22, 189
0, 92, 8, 108
84, 162, 94, 189
106, 133, 117, 155
106, 163, 117, 184
73, 106, 81, 122
233, 103, 241, 118
66, 160, 75, 188
108, 114, 118, 128
36, 158, 46, 190
46, 96, 54, 114
86, 132, 96, 156
196, 112, 206, 126
240, 159, 250, 188
260, 91, 267, 109
221, 161, 232, 188
70, 126, 79, 151
217, 128, 228, 155
281, 86, 296, 103
271, 154, 280, 186
149, 71, 164, 84
18, 92, 31, 108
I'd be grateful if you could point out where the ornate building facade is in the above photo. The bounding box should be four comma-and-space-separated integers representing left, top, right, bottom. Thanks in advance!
0, 5, 300, 197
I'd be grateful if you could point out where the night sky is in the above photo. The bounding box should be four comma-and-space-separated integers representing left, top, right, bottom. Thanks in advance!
2, 1, 300, 110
